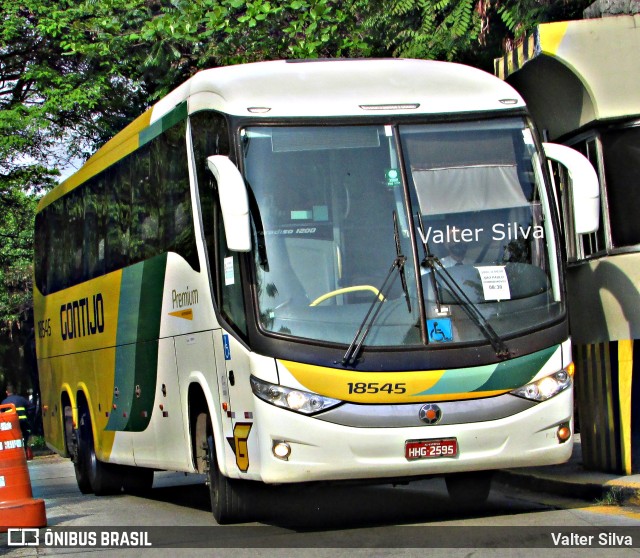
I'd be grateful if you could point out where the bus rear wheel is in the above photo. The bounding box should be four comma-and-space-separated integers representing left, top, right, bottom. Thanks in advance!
206, 429, 250, 524
75, 411, 121, 496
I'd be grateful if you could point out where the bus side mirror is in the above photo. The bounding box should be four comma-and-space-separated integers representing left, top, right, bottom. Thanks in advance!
543, 142, 600, 235
207, 155, 251, 252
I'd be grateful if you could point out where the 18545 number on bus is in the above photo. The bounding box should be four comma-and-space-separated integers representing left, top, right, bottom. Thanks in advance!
347, 382, 407, 394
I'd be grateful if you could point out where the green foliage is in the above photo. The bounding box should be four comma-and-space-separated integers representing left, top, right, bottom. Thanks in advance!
28, 435, 47, 450
120, 0, 372, 99
495, 0, 594, 40
356, 0, 482, 62
0, 171, 49, 331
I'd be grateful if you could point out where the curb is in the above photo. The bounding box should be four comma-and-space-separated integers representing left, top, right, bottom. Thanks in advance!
495, 469, 640, 506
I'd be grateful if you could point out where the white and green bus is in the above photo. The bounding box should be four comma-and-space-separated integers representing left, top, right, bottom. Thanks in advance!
34, 59, 599, 523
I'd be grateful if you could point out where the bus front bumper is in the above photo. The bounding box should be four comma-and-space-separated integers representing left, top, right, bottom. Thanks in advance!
241, 388, 573, 484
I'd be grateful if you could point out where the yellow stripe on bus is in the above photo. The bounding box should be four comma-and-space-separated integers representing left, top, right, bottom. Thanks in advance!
279, 360, 446, 404
33, 271, 122, 359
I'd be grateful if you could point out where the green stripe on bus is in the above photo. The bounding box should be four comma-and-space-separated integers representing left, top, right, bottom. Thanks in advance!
137, 253, 167, 342
415, 345, 558, 396
474, 344, 558, 392
107, 344, 137, 431
115, 265, 143, 346
139, 102, 188, 146
107, 254, 168, 432
127, 340, 160, 431
127, 254, 167, 431
412, 363, 498, 396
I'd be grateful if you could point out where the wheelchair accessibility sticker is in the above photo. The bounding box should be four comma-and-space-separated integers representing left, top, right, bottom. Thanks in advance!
222, 334, 231, 360
427, 318, 453, 343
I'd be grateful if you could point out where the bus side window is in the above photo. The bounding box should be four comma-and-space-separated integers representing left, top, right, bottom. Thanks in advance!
157, 122, 199, 270
105, 164, 131, 272
131, 145, 158, 263
190, 111, 247, 334
84, 177, 106, 280
34, 212, 47, 294
67, 188, 84, 286
216, 207, 248, 336
50, 196, 66, 292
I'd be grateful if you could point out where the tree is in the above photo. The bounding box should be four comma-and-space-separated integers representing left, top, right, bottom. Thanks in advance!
355, 0, 595, 72
103, 0, 372, 100
0, 0, 152, 389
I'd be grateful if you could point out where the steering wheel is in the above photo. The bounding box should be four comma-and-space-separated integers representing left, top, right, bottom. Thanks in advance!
310, 285, 385, 306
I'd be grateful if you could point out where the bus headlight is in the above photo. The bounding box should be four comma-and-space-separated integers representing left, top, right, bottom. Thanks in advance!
510, 369, 572, 402
250, 376, 342, 415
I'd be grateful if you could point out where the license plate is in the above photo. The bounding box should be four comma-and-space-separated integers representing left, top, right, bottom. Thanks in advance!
405, 438, 458, 460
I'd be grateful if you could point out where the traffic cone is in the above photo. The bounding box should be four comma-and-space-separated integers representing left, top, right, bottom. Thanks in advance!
0, 403, 47, 532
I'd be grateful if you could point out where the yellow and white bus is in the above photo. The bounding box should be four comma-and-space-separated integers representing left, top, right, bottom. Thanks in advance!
34, 59, 599, 523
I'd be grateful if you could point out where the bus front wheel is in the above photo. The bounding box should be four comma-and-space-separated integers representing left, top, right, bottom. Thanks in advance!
206, 431, 250, 524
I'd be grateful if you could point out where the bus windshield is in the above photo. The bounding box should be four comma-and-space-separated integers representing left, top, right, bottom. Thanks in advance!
243, 118, 562, 349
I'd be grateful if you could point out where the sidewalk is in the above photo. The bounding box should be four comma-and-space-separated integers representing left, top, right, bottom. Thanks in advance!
496, 434, 640, 505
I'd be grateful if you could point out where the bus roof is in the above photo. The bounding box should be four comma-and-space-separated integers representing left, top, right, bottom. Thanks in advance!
39, 59, 525, 211
155, 58, 525, 119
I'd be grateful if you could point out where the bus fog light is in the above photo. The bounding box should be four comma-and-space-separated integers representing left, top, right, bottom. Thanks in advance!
273, 441, 291, 460
557, 424, 571, 443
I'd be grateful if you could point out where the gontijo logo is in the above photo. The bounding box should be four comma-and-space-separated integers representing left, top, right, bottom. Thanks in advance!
60, 293, 105, 341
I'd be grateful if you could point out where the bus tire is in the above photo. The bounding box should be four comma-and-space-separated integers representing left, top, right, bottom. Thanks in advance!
76, 411, 121, 496
73, 440, 93, 494
206, 432, 249, 524
66, 406, 91, 495
445, 471, 493, 505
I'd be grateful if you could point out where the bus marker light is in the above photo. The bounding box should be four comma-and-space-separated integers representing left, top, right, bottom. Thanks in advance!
222, 402, 228, 412
359, 103, 420, 111
273, 441, 291, 460
557, 425, 571, 443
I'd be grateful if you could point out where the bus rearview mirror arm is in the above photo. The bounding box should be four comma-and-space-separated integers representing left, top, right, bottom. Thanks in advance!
207, 155, 252, 252
543, 143, 600, 235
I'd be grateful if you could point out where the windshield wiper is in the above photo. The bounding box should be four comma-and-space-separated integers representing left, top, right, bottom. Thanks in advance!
416, 214, 510, 360
417, 213, 444, 315
394, 210, 412, 313
341, 211, 410, 367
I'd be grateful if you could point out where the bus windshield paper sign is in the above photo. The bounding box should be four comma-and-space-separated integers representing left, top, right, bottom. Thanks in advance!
476, 266, 511, 301
224, 257, 235, 286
